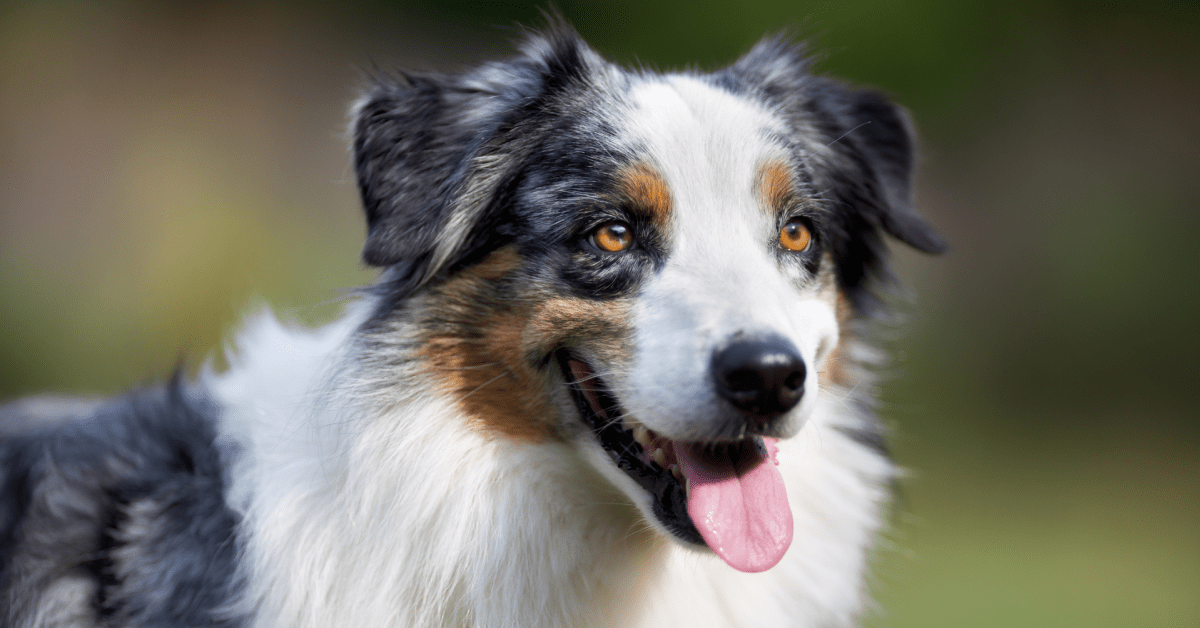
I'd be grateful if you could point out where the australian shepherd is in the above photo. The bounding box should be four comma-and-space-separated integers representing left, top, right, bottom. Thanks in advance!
0, 25, 944, 628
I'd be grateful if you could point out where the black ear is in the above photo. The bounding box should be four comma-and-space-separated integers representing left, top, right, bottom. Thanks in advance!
791, 72, 947, 258
353, 72, 479, 271
836, 88, 947, 255
352, 26, 601, 288
803, 78, 948, 310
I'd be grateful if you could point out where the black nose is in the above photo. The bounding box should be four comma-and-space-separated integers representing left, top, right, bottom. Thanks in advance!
711, 334, 806, 422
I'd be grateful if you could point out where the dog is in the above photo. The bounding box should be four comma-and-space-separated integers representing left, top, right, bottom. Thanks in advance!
0, 24, 944, 628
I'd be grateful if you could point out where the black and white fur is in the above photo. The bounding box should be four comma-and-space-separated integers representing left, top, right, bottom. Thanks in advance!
0, 26, 943, 628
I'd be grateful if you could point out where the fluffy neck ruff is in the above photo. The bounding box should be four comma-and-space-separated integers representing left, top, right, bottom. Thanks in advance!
209, 307, 893, 628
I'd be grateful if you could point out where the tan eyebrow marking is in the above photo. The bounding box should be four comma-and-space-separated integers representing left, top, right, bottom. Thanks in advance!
757, 160, 795, 214
617, 162, 672, 222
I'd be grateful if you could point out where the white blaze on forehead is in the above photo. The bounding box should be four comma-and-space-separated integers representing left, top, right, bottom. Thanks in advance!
624, 76, 786, 230
612, 76, 838, 440
623, 76, 797, 330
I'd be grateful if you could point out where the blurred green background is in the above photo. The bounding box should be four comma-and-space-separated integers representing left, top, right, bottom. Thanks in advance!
1, 1, 1196, 625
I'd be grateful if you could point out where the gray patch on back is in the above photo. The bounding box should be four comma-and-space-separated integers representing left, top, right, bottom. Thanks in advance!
0, 380, 247, 627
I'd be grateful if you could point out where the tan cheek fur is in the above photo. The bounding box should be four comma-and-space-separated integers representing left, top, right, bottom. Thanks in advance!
418, 247, 633, 441
821, 280, 855, 390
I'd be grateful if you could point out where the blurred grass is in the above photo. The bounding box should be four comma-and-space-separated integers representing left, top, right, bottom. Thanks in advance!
1, 1, 1197, 625
871, 335, 1200, 626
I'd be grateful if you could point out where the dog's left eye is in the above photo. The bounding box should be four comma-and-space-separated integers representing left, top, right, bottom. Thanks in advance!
779, 218, 813, 253
590, 221, 635, 253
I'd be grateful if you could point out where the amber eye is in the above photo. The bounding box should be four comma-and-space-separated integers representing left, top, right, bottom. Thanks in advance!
779, 218, 813, 252
590, 221, 634, 252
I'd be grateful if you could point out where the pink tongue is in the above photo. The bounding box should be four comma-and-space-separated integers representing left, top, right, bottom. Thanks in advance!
676, 438, 793, 573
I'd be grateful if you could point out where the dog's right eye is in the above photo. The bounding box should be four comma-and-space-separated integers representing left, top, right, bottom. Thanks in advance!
779, 218, 813, 253
590, 221, 635, 253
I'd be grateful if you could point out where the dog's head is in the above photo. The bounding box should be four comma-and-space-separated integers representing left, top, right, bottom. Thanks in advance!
352, 27, 943, 573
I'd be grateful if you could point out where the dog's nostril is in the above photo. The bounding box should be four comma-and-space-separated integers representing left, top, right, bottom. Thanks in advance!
711, 335, 806, 421
725, 368, 761, 392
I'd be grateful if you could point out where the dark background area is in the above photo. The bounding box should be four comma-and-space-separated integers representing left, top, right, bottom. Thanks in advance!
2, 1, 1196, 625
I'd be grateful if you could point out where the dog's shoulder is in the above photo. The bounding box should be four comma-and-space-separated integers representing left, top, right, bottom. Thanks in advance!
0, 380, 246, 627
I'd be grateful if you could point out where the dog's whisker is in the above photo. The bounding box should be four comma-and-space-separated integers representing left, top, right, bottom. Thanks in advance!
431, 362, 504, 372
457, 372, 510, 401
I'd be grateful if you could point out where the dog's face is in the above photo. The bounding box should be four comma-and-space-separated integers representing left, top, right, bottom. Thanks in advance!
353, 29, 943, 573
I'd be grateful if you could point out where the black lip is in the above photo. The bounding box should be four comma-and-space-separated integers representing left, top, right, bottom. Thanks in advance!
556, 351, 703, 545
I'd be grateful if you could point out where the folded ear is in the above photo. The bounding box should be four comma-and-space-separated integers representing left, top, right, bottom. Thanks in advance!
353, 71, 479, 272
836, 88, 947, 255
352, 26, 601, 289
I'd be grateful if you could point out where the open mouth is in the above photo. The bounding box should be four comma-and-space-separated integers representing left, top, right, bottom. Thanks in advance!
557, 351, 794, 573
